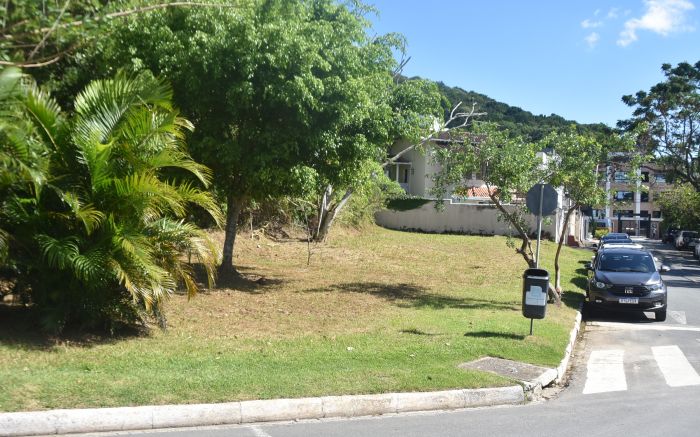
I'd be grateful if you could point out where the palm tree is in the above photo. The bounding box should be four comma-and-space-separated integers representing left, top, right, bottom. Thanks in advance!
0, 69, 221, 332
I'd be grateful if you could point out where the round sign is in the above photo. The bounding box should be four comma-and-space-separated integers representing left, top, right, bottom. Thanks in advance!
526, 184, 558, 216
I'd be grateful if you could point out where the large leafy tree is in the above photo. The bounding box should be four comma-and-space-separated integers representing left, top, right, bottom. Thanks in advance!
657, 183, 700, 230
0, 68, 220, 331
619, 61, 700, 189
48, 0, 406, 277
0, 1, 233, 69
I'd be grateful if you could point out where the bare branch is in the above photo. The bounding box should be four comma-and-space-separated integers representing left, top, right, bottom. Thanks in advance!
392, 55, 410, 81
382, 101, 486, 168
0, 54, 63, 68
27, 0, 70, 61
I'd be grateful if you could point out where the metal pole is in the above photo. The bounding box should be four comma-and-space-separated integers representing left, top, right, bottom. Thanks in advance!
535, 184, 544, 268
530, 318, 533, 335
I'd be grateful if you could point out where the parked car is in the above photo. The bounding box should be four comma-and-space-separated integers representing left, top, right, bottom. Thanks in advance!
675, 230, 698, 250
594, 238, 634, 252
691, 238, 700, 256
664, 228, 679, 244
586, 247, 670, 321
601, 233, 630, 242
694, 242, 700, 259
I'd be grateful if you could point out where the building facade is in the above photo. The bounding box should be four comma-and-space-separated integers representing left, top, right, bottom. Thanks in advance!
591, 160, 669, 238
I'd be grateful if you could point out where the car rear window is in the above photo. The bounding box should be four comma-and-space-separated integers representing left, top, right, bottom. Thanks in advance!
598, 253, 656, 273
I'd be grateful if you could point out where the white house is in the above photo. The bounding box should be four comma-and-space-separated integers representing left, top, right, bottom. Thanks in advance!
377, 141, 581, 243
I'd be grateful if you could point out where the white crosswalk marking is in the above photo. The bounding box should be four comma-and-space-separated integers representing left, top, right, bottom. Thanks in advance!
651, 345, 700, 387
582, 350, 627, 394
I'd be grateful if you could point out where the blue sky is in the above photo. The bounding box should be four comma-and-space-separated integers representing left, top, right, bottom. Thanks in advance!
367, 0, 700, 126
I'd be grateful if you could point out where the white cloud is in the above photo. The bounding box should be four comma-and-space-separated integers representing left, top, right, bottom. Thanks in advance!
617, 0, 696, 46
581, 18, 603, 28
607, 8, 620, 19
585, 32, 601, 48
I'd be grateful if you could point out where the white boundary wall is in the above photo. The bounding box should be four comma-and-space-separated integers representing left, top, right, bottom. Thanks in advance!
375, 201, 560, 238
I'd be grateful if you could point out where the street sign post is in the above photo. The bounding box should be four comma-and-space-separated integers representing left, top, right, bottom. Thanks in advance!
525, 183, 558, 267
524, 183, 557, 335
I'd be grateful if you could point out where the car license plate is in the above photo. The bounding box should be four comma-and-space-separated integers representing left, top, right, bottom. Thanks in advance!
619, 297, 639, 304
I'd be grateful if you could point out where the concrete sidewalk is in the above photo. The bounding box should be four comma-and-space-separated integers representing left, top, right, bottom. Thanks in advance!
0, 311, 582, 436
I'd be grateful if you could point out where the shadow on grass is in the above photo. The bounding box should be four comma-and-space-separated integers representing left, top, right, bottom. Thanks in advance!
184, 263, 286, 294
569, 275, 589, 292
0, 304, 147, 350
305, 282, 519, 311
561, 289, 585, 311
400, 328, 442, 336
463, 331, 526, 340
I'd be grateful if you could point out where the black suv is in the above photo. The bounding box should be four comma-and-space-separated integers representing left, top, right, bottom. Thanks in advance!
586, 248, 670, 321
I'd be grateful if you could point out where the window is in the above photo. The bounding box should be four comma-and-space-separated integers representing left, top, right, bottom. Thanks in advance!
652, 211, 662, 219
640, 192, 649, 202
640, 210, 649, 217
614, 210, 633, 217
653, 174, 666, 184
615, 191, 634, 201
598, 253, 656, 273
614, 171, 629, 183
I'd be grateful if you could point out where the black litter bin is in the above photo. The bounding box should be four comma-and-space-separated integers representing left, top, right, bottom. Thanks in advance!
522, 268, 549, 319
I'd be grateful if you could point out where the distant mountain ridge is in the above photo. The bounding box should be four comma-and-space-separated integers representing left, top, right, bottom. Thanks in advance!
434, 81, 611, 141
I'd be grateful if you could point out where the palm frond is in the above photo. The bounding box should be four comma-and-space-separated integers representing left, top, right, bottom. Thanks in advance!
35, 234, 79, 270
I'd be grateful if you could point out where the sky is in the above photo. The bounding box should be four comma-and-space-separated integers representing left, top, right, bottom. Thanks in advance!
367, 0, 700, 126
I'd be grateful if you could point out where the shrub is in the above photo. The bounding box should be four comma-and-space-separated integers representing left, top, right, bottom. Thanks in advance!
0, 69, 221, 332
594, 229, 609, 239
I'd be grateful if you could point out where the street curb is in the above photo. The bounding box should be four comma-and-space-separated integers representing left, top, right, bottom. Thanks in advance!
522, 304, 583, 399
0, 308, 583, 436
0, 387, 524, 436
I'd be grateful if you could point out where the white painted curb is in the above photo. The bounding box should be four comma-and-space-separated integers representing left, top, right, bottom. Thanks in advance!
0, 387, 524, 436
523, 304, 583, 397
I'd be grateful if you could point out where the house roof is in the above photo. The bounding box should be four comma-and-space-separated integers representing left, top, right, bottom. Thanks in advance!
463, 185, 497, 199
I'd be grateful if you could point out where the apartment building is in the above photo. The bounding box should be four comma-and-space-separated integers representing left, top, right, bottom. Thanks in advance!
590, 161, 669, 238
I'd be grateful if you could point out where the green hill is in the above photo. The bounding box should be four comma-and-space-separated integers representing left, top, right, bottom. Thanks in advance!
434, 81, 611, 141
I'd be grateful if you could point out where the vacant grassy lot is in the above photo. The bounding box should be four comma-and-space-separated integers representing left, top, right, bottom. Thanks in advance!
0, 226, 589, 412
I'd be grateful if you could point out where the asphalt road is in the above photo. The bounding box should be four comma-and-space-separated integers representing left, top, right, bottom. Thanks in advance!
72, 240, 700, 437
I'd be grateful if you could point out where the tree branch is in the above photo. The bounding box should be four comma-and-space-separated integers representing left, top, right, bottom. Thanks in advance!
27, 0, 70, 61
381, 102, 486, 168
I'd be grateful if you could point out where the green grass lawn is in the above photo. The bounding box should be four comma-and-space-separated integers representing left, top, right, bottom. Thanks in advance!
0, 226, 590, 412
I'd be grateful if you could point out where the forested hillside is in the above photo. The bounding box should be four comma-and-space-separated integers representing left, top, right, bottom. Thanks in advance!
434, 81, 612, 141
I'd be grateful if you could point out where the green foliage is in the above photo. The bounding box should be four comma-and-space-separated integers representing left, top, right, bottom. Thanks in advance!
656, 183, 700, 231
0, 0, 116, 66
594, 229, 610, 239
619, 61, 700, 190
429, 122, 542, 258
431, 123, 540, 203
338, 163, 405, 227
0, 68, 221, 332
542, 127, 606, 209
385, 197, 432, 212
44, 0, 420, 265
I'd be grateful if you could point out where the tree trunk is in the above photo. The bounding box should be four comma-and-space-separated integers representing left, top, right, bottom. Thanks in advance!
488, 190, 559, 302
554, 204, 579, 298
313, 185, 353, 242
218, 193, 247, 278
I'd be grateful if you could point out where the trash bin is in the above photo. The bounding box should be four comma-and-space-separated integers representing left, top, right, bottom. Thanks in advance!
522, 268, 549, 319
